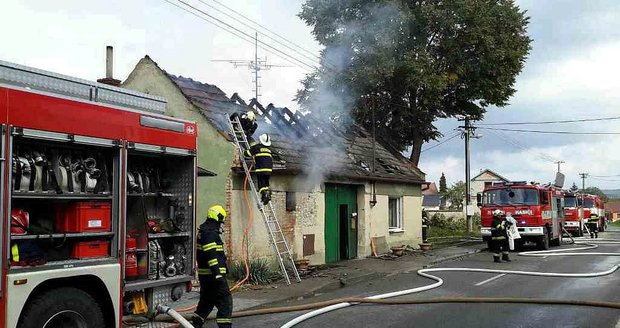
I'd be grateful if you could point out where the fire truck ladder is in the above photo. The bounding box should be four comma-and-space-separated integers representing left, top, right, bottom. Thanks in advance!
226, 115, 301, 285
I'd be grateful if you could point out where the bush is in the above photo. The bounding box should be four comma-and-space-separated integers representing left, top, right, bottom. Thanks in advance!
229, 258, 281, 285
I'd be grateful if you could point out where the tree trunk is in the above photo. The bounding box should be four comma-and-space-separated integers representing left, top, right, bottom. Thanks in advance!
409, 136, 424, 166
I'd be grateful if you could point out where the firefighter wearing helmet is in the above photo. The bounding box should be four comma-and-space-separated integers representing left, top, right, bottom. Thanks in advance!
245, 133, 273, 205
490, 209, 512, 263
230, 110, 258, 139
192, 205, 233, 328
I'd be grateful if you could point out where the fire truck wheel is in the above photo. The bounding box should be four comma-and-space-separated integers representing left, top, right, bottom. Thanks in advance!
18, 287, 105, 328
537, 228, 550, 250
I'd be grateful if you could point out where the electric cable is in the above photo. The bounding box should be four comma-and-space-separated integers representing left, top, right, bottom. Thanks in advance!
420, 132, 461, 153
476, 116, 620, 126
485, 129, 558, 163
195, 0, 328, 69
163, 0, 318, 71
476, 126, 620, 135
204, 0, 323, 62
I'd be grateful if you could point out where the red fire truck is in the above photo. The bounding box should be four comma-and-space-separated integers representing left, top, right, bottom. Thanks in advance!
563, 192, 584, 237
581, 194, 608, 232
478, 181, 564, 250
0, 60, 198, 327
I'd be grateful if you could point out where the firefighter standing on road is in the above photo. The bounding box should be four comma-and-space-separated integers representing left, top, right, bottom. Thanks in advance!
246, 133, 273, 205
491, 209, 512, 263
192, 205, 233, 328
587, 214, 599, 239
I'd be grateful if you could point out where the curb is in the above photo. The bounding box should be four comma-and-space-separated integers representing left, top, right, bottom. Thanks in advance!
427, 248, 485, 267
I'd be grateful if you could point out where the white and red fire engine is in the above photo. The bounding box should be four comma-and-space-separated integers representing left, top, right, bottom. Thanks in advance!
0, 60, 198, 327
581, 194, 607, 232
479, 181, 564, 250
563, 192, 584, 237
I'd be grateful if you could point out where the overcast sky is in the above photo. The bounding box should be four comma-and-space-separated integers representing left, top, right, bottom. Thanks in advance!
2, 0, 620, 190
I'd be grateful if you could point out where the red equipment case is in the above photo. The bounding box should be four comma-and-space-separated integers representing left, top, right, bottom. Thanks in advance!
56, 201, 111, 233
71, 240, 110, 259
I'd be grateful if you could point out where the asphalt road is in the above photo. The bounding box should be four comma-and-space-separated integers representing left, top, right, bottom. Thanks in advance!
232, 232, 620, 328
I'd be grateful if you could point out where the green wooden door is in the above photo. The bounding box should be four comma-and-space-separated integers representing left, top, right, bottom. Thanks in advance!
324, 184, 358, 263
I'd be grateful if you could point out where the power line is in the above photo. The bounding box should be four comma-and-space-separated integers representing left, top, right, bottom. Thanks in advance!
420, 132, 461, 153
486, 129, 558, 163
196, 0, 327, 68
476, 126, 620, 135
589, 177, 620, 182
165, 0, 320, 71
476, 116, 620, 126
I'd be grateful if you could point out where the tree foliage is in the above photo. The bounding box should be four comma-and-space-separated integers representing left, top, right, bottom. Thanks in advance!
439, 172, 447, 195
297, 0, 531, 165
446, 181, 466, 210
581, 187, 608, 202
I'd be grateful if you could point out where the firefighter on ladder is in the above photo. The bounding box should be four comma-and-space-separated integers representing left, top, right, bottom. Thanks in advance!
587, 214, 599, 239
192, 205, 233, 328
230, 110, 257, 141
246, 133, 272, 205
490, 209, 512, 263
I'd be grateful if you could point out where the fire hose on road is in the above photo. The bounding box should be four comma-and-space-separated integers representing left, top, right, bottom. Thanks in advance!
149, 238, 620, 327
280, 238, 620, 328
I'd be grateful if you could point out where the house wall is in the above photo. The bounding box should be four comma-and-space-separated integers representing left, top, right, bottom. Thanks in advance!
229, 173, 325, 266
357, 182, 422, 257
122, 58, 235, 225
230, 176, 422, 267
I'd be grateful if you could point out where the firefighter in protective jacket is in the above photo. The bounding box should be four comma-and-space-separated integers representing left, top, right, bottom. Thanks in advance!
230, 111, 257, 139
587, 214, 599, 239
246, 133, 272, 205
490, 209, 512, 263
192, 205, 233, 328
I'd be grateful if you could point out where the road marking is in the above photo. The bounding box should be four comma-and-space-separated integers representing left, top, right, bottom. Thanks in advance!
474, 273, 506, 286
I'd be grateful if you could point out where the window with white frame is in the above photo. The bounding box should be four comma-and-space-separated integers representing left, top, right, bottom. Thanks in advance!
388, 197, 403, 231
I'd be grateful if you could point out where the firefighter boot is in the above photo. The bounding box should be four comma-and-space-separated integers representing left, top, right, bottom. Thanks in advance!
191, 313, 205, 328
493, 255, 501, 263
261, 190, 271, 205
502, 253, 511, 262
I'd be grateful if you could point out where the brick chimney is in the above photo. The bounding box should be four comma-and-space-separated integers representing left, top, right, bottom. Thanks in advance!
97, 46, 121, 87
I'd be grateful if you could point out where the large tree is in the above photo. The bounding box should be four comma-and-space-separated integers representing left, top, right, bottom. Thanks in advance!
581, 187, 608, 202
297, 0, 531, 165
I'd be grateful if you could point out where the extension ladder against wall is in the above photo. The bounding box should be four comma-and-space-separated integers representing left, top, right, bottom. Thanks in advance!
226, 115, 301, 285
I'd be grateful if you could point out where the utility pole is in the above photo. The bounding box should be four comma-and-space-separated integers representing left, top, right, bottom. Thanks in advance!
212, 32, 292, 102
459, 116, 474, 232
555, 161, 565, 173
579, 172, 588, 220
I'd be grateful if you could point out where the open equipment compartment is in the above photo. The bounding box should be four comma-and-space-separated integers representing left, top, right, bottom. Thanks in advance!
124, 149, 195, 294
8, 128, 119, 270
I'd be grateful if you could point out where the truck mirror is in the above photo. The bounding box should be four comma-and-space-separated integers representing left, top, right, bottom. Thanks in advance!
476, 193, 482, 207
540, 191, 548, 204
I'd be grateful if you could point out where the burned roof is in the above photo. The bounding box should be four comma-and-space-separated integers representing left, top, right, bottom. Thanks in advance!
166, 73, 424, 184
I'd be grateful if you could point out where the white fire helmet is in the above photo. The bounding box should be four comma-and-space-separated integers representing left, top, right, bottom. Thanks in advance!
245, 111, 256, 122
492, 209, 504, 217
259, 133, 271, 146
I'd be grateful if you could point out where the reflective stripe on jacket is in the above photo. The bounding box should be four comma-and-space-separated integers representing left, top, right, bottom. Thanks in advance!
197, 223, 227, 275
245, 143, 273, 173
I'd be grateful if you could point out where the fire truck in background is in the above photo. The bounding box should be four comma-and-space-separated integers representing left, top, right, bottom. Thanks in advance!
0, 60, 198, 327
581, 194, 608, 232
563, 192, 584, 237
479, 181, 564, 250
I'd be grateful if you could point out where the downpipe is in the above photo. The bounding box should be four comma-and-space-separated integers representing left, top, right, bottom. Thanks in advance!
280, 238, 620, 328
